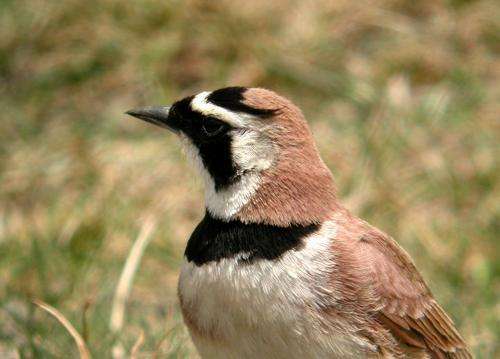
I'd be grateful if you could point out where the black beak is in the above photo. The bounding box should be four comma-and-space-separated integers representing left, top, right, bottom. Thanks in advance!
125, 106, 178, 133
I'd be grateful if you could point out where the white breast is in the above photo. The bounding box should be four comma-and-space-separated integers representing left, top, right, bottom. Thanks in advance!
177, 222, 378, 358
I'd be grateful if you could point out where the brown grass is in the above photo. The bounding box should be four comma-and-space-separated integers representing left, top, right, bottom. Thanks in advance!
33, 300, 91, 359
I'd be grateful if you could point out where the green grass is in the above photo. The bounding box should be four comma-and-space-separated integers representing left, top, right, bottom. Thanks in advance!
0, 0, 498, 357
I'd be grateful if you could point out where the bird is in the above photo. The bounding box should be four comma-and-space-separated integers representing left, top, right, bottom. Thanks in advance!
126, 87, 471, 358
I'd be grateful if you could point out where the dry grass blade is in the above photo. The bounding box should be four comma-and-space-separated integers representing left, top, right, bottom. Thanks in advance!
130, 330, 145, 359
110, 218, 156, 333
33, 299, 91, 359
152, 330, 172, 359
110, 218, 156, 358
152, 306, 174, 358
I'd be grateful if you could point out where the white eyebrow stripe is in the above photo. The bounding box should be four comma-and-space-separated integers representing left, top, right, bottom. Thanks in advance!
190, 91, 246, 127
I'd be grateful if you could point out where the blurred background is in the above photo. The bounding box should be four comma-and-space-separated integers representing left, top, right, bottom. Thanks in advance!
0, 0, 498, 357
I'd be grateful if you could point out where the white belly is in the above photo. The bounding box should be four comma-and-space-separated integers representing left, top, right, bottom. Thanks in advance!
178, 223, 378, 358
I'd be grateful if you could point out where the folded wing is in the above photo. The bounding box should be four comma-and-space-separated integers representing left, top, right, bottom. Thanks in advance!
357, 230, 471, 358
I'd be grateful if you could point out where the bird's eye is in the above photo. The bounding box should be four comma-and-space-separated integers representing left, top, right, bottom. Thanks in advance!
202, 118, 226, 137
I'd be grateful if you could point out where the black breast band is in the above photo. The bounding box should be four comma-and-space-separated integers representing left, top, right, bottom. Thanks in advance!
185, 212, 320, 266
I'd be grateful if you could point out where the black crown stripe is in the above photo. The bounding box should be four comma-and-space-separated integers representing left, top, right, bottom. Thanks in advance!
207, 87, 276, 118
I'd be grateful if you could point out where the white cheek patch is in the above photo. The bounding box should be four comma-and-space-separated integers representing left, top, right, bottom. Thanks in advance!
205, 174, 262, 219
191, 91, 253, 127
231, 130, 275, 172
179, 134, 262, 220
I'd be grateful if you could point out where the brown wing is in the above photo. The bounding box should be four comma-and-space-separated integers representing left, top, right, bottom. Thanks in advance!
358, 230, 472, 358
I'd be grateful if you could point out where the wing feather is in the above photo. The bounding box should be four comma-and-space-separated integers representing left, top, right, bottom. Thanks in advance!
357, 229, 472, 358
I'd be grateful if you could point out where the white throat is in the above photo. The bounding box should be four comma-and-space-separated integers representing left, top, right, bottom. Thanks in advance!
179, 135, 263, 220
204, 173, 261, 219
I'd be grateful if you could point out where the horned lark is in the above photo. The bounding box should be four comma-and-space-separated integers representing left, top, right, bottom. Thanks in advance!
127, 87, 471, 358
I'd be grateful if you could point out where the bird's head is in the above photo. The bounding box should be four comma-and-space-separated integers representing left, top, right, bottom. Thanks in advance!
127, 87, 338, 226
